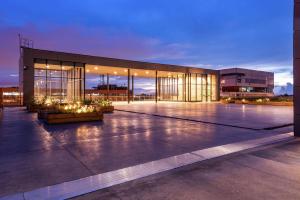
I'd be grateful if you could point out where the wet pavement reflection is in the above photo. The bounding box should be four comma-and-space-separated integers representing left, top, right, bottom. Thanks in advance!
0, 105, 293, 197
116, 102, 293, 129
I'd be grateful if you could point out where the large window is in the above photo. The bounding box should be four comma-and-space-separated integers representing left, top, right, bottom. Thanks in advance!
34, 59, 84, 103
157, 72, 217, 102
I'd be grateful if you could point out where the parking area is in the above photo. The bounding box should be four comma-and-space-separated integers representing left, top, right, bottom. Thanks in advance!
0, 103, 293, 197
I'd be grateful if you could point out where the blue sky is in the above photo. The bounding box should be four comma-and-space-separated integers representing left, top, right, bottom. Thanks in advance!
0, 0, 294, 87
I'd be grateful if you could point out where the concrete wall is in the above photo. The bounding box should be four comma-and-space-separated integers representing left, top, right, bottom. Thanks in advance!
21, 49, 35, 106
294, 0, 300, 136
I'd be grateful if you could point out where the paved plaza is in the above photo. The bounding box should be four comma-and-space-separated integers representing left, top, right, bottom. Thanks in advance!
0, 103, 293, 197
116, 102, 293, 130
74, 139, 300, 200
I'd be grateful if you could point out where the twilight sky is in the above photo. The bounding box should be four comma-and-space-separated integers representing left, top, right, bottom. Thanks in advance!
0, 0, 293, 87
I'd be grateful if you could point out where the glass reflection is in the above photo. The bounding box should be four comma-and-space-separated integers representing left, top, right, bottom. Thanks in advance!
158, 73, 217, 102
34, 59, 84, 102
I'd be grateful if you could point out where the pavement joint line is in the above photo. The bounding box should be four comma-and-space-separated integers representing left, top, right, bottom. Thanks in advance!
0, 132, 294, 200
51, 134, 95, 176
115, 109, 291, 131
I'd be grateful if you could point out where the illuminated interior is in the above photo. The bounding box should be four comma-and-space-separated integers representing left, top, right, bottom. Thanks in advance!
34, 59, 84, 102
34, 60, 217, 103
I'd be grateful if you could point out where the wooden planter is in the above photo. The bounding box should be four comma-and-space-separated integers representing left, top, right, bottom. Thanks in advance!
27, 105, 42, 113
43, 112, 103, 124
101, 106, 114, 113
38, 110, 51, 120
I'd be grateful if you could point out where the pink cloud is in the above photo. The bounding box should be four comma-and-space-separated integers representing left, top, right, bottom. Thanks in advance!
0, 24, 161, 86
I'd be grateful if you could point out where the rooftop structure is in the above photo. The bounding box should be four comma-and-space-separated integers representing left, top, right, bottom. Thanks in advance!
0, 87, 22, 106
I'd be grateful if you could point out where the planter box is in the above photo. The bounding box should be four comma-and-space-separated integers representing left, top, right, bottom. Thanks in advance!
27, 105, 41, 113
38, 110, 52, 120
101, 106, 114, 113
43, 112, 103, 124
221, 100, 235, 104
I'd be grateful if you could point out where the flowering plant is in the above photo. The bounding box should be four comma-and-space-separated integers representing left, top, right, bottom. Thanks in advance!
93, 99, 112, 107
61, 102, 96, 113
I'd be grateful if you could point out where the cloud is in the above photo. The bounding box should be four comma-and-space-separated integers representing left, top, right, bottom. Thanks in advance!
0, 0, 294, 87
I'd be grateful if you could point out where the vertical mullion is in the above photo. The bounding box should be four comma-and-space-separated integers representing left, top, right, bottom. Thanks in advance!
132, 75, 134, 101
45, 59, 48, 97
206, 74, 208, 102
60, 61, 63, 103
195, 74, 197, 102
73, 62, 75, 101
177, 75, 179, 101
127, 69, 130, 104
107, 73, 109, 100
155, 70, 158, 103
83, 63, 86, 101
201, 74, 204, 102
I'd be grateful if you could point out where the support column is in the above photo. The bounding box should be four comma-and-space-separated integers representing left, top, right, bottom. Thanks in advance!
127, 69, 130, 104
132, 75, 134, 102
106, 73, 109, 100
0, 88, 3, 108
73, 62, 76, 101
155, 70, 158, 103
83, 63, 86, 101
205, 74, 208, 102
45, 60, 48, 97
177, 75, 179, 101
294, 0, 300, 136
183, 74, 186, 102
60, 61, 63, 103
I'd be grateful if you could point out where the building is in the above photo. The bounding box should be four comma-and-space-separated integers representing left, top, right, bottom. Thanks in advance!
85, 84, 129, 102
294, 0, 300, 136
19, 47, 220, 105
220, 68, 274, 98
0, 87, 22, 106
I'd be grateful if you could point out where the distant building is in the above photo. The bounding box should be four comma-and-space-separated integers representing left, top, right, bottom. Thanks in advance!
0, 87, 22, 106
220, 68, 274, 98
85, 84, 129, 101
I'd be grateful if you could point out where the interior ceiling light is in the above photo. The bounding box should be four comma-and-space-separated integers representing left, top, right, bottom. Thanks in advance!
134, 73, 138, 76
46, 65, 50, 68
145, 71, 149, 74
114, 71, 117, 74
86, 69, 90, 72
94, 67, 98, 70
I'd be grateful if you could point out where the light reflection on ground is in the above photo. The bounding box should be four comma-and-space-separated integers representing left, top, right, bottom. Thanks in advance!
0, 104, 293, 197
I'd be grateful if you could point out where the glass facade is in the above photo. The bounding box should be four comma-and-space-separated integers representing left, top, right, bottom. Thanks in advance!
33, 59, 217, 103
34, 59, 84, 103
158, 73, 217, 102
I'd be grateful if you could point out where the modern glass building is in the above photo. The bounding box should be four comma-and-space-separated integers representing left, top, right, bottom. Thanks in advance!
220, 68, 274, 98
19, 47, 219, 105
